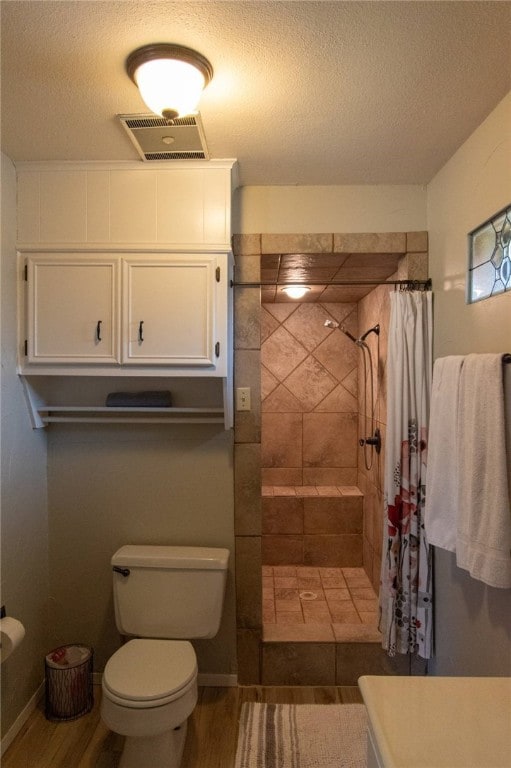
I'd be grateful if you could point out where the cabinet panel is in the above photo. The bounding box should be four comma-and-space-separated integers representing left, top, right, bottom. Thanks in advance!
110, 170, 158, 243
17, 172, 40, 243
203, 168, 229, 243
86, 171, 111, 242
39, 171, 87, 242
27, 256, 119, 363
156, 170, 204, 243
16, 161, 235, 249
122, 257, 216, 366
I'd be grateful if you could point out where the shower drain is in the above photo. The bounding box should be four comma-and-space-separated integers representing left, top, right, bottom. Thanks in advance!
299, 591, 318, 601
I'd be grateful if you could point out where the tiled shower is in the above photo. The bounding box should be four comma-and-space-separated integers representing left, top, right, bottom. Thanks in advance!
260, 298, 381, 641
233, 232, 429, 684
261, 301, 363, 567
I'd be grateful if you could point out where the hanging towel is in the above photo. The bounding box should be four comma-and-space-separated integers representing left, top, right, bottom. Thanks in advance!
424, 355, 465, 552
456, 353, 511, 588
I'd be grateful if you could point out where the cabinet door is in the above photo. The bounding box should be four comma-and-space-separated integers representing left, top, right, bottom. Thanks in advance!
122, 256, 217, 366
27, 255, 119, 364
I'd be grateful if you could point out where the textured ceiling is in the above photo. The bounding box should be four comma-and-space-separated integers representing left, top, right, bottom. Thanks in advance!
1, 1, 510, 186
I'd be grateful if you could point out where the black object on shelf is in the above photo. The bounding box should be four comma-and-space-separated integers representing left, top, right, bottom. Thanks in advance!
105, 391, 172, 407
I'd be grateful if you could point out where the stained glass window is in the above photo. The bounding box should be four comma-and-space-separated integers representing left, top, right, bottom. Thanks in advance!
468, 204, 511, 303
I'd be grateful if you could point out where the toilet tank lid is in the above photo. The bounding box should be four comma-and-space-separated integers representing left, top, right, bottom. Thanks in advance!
111, 545, 229, 570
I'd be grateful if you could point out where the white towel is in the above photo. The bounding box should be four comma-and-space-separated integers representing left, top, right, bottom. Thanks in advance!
425, 356, 465, 552
456, 353, 511, 588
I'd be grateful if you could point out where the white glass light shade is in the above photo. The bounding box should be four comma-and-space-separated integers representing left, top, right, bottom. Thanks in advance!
281, 285, 311, 299
126, 44, 213, 121
134, 58, 206, 118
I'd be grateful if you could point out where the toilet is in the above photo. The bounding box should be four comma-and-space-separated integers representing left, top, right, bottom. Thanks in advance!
101, 544, 229, 768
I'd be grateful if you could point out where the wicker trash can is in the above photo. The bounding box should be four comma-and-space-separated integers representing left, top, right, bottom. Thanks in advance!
45, 644, 94, 721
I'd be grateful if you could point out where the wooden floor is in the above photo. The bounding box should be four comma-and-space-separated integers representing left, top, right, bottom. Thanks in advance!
3, 684, 363, 768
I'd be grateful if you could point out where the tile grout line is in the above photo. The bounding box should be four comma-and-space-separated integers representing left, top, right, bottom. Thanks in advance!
265, 565, 379, 635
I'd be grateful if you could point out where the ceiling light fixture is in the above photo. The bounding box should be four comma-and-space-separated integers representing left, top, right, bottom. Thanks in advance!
126, 43, 213, 122
281, 285, 311, 299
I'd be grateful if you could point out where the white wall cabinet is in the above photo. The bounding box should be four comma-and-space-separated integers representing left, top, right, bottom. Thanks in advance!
23, 252, 228, 374
16, 162, 236, 429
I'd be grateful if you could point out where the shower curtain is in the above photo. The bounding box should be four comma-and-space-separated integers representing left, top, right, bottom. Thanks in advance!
379, 290, 433, 659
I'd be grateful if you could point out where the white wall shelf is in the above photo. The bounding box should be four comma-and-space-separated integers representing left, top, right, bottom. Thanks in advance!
20, 375, 233, 430
36, 406, 225, 426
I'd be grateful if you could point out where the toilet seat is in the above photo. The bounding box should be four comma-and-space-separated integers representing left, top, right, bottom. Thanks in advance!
103, 639, 197, 709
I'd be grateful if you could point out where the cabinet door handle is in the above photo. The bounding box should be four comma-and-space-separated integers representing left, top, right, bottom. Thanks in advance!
138, 321, 144, 343
96, 320, 102, 342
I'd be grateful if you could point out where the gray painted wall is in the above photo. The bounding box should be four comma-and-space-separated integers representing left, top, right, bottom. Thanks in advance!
427, 92, 511, 675
46, 423, 236, 674
1, 153, 49, 738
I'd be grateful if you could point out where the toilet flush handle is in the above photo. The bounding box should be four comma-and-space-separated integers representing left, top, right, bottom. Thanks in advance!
113, 566, 130, 577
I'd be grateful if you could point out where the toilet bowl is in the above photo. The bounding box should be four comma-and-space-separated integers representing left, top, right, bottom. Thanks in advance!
100, 545, 229, 768
101, 639, 198, 768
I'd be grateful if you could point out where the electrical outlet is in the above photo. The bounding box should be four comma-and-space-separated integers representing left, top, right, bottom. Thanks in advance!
236, 387, 251, 411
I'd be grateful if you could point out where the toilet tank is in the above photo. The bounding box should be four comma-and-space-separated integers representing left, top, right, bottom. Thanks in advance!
111, 545, 229, 640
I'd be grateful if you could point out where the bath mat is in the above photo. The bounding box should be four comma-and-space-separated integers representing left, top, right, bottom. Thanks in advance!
235, 702, 367, 768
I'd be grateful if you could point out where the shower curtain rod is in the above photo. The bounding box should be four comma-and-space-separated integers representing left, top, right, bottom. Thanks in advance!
232, 278, 432, 289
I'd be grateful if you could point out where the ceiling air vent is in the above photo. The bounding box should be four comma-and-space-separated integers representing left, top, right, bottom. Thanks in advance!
118, 113, 209, 161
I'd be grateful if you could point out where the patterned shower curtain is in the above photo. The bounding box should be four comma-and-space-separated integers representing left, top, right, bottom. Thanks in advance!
379, 290, 433, 659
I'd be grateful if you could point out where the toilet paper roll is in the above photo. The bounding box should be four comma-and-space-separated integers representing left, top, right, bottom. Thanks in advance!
0, 617, 26, 663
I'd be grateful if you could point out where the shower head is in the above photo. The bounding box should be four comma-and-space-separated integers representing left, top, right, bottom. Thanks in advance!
324, 319, 358, 343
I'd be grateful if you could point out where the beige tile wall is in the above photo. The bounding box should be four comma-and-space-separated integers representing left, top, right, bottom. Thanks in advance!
260, 297, 363, 566
262, 494, 364, 567
233, 231, 428, 684
261, 301, 359, 486
233, 235, 263, 683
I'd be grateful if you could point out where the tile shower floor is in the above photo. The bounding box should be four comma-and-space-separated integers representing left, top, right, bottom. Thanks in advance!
262, 565, 382, 643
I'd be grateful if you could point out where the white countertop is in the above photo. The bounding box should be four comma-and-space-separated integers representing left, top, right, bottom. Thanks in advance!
359, 675, 511, 768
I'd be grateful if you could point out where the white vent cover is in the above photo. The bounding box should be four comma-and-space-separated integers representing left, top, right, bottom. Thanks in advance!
118, 113, 209, 161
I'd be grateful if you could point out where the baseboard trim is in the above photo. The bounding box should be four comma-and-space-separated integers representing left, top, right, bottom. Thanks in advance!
1, 681, 45, 757
197, 672, 238, 687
